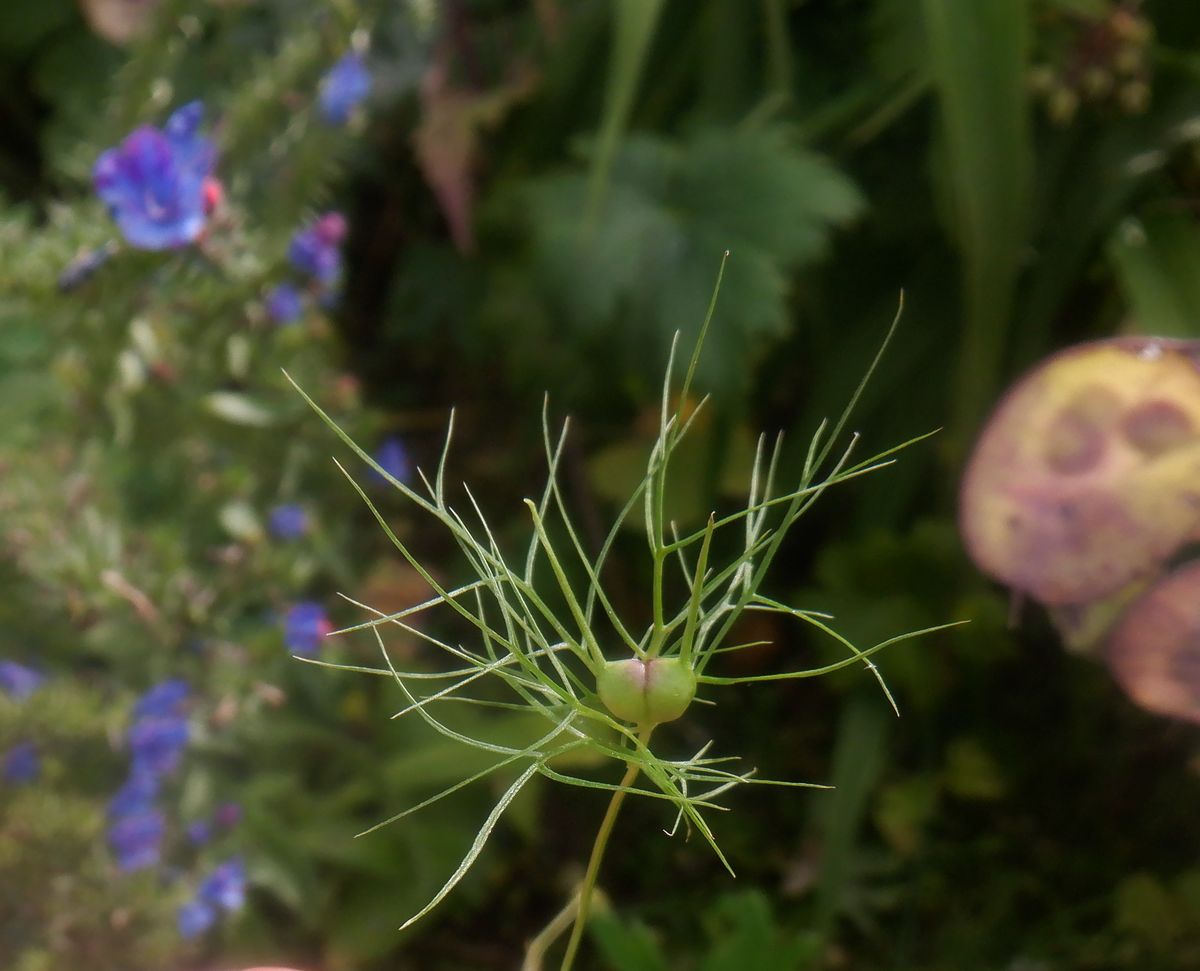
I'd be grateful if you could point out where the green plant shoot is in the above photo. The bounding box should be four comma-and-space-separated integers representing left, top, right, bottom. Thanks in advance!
287, 257, 958, 970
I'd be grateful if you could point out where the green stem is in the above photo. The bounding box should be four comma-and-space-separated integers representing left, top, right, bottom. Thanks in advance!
559, 727, 654, 971
523, 892, 582, 971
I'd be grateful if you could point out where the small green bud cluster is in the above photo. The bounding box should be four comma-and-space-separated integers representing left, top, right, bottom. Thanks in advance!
597, 657, 697, 726
1029, 3, 1154, 126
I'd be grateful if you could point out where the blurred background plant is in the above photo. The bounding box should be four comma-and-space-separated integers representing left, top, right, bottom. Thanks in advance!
3, 0, 1200, 969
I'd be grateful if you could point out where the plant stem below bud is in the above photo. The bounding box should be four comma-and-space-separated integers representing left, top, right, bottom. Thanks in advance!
558, 726, 654, 971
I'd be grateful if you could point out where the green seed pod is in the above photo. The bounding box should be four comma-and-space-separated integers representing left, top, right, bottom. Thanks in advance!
597, 657, 697, 725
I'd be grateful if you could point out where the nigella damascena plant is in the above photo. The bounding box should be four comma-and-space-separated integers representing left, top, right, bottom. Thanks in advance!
288, 273, 955, 969
319, 50, 372, 125
94, 101, 219, 250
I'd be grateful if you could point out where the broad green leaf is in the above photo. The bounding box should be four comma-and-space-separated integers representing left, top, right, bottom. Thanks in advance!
1109, 213, 1200, 338
942, 737, 1006, 801
586, 0, 667, 224
1114, 873, 1183, 948
589, 910, 670, 971
524, 126, 862, 397
700, 891, 810, 971
922, 0, 1032, 448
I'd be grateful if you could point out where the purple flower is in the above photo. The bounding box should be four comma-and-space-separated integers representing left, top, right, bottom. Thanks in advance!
177, 898, 217, 938
109, 769, 160, 818
186, 819, 213, 846
94, 101, 217, 250
371, 436, 412, 484
108, 806, 166, 871
134, 679, 189, 718
129, 714, 190, 777
284, 602, 333, 656
0, 661, 44, 700
215, 802, 242, 828
3, 742, 39, 784
319, 52, 372, 125
288, 212, 347, 284
265, 282, 304, 325
268, 503, 309, 539
199, 857, 246, 912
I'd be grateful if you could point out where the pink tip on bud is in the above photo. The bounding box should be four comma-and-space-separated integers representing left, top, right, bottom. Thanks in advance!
203, 178, 224, 215
315, 212, 348, 244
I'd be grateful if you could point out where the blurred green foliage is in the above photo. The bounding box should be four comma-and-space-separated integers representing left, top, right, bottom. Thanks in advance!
2, 0, 1200, 969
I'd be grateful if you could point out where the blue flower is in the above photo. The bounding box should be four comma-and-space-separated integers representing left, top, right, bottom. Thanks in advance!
93, 101, 217, 250
186, 819, 213, 846
0, 661, 44, 700
265, 282, 304, 325
288, 212, 346, 284
134, 679, 189, 718
3, 741, 39, 784
129, 714, 190, 777
108, 806, 166, 871
268, 503, 309, 539
284, 602, 332, 657
177, 897, 217, 938
199, 857, 247, 912
371, 436, 412, 484
108, 769, 160, 818
319, 52, 372, 125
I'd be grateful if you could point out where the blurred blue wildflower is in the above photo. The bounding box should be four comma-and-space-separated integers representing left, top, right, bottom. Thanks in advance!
0, 661, 44, 700
177, 898, 217, 938
265, 282, 304, 325
129, 714, 190, 777
108, 806, 166, 871
93, 101, 217, 250
134, 679, 189, 718
199, 857, 247, 912
284, 602, 332, 656
288, 212, 346, 284
268, 503, 309, 539
186, 819, 213, 846
3, 741, 39, 784
319, 51, 372, 125
109, 769, 160, 818
371, 436, 412, 484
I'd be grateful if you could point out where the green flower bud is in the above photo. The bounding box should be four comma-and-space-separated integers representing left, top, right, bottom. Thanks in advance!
597, 657, 697, 725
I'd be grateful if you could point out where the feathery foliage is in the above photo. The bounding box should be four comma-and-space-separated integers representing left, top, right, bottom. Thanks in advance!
294, 268, 957, 947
